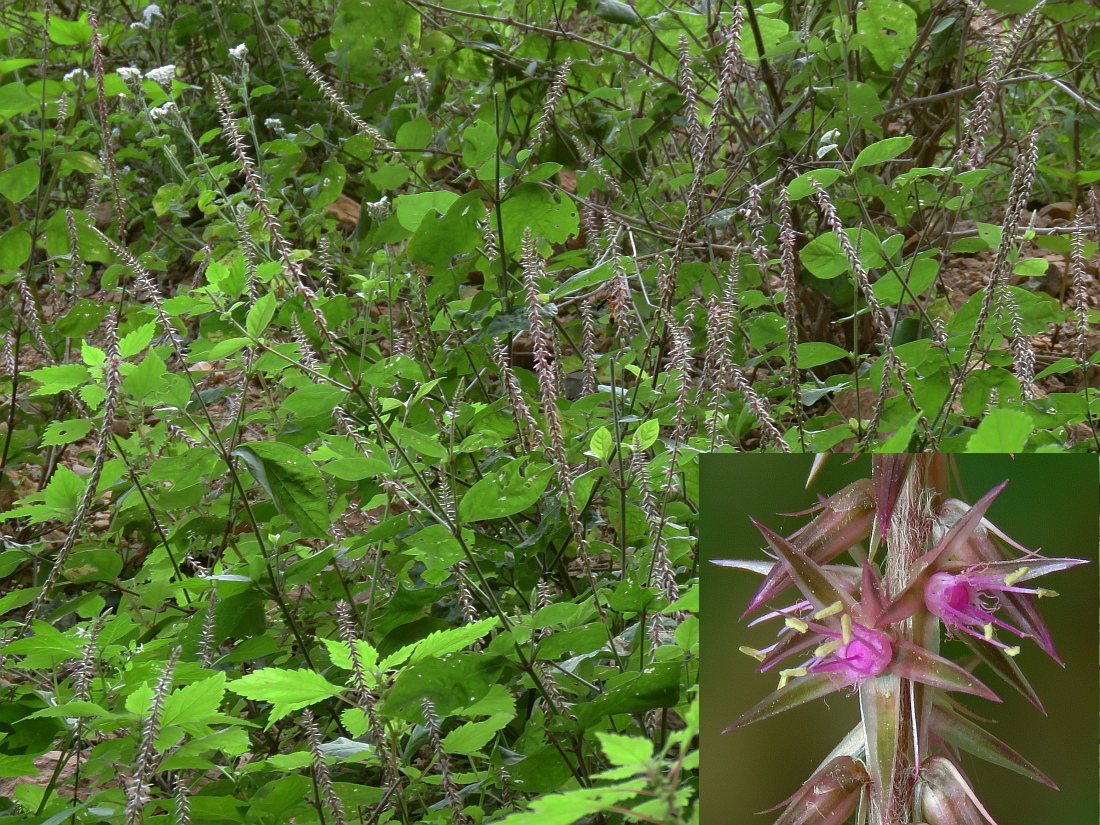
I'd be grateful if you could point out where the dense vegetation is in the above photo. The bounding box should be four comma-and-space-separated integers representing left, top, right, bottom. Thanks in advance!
0, 0, 1096, 823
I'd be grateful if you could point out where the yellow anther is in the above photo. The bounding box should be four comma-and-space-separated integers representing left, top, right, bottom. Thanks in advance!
739, 646, 767, 662
814, 601, 844, 620
1004, 646, 1021, 657
814, 640, 842, 658
1004, 567, 1029, 586
785, 617, 809, 634
778, 667, 808, 689
841, 613, 853, 645
983, 623, 994, 640
1036, 588, 1057, 598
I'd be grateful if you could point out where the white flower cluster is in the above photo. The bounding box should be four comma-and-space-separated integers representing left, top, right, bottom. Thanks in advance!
130, 2, 163, 29
264, 117, 287, 136
150, 101, 178, 122
63, 68, 88, 84
145, 64, 176, 88
229, 43, 248, 61
365, 197, 390, 221
116, 66, 142, 83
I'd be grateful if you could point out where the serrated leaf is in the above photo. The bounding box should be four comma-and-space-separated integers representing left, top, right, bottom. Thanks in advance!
380, 616, 500, 670
161, 672, 227, 729
39, 418, 95, 447
595, 731, 653, 768
227, 668, 343, 726
24, 364, 89, 396
118, 321, 157, 358
442, 712, 513, 755
321, 638, 379, 679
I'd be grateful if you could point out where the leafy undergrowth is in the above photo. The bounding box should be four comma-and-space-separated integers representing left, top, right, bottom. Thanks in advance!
0, 0, 1097, 823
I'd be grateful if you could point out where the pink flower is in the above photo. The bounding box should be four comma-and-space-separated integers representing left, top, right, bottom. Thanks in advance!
923, 569, 1045, 651
807, 620, 893, 686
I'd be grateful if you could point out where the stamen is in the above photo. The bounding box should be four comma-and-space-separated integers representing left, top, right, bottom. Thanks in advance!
983, 623, 994, 640
785, 617, 809, 633
739, 646, 767, 662
1036, 588, 1057, 598
778, 666, 807, 688
814, 601, 844, 620
1004, 567, 1029, 586
841, 613, 852, 644
814, 640, 842, 658
1004, 646, 1021, 657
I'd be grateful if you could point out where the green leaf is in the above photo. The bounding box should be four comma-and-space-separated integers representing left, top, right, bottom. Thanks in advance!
226, 668, 343, 727
588, 427, 614, 461
39, 418, 95, 447
322, 638, 380, 678
459, 459, 554, 521
795, 342, 849, 368
632, 419, 660, 451
331, 0, 419, 78
800, 229, 883, 279
118, 321, 157, 358
403, 523, 465, 582
965, 408, 1033, 453
1034, 357, 1078, 380
0, 227, 32, 271
442, 712, 513, 755
0, 159, 40, 203
596, 731, 654, 768
320, 456, 391, 481
851, 136, 914, 172
1012, 257, 1048, 277
407, 191, 485, 268
48, 15, 92, 45
246, 291, 277, 338
857, 0, 916, 70
501, 183, 579, 245
395, 191, 459, 232
161, 673, 228, 729
787, 168, 843, 200
380, 616, 500, 670
123, 352, 167, 398
0, 82, 37, 119
593, 0, 640, 24
24, 364, 89, 396
61, 549, 122, 583
232, 442, 330, 537
311, 159, 347, 208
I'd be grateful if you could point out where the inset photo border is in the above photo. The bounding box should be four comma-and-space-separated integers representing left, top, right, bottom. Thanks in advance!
700, 454, 1097, 825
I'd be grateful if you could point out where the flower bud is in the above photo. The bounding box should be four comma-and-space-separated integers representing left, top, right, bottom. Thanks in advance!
919, 756, 998, 825
774, 756, 869, 825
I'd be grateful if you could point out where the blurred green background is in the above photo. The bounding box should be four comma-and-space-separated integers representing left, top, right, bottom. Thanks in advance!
699, 455, 1097, 825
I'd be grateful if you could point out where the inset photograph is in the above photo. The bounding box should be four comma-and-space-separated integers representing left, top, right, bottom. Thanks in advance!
700, 454, 1097, 825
